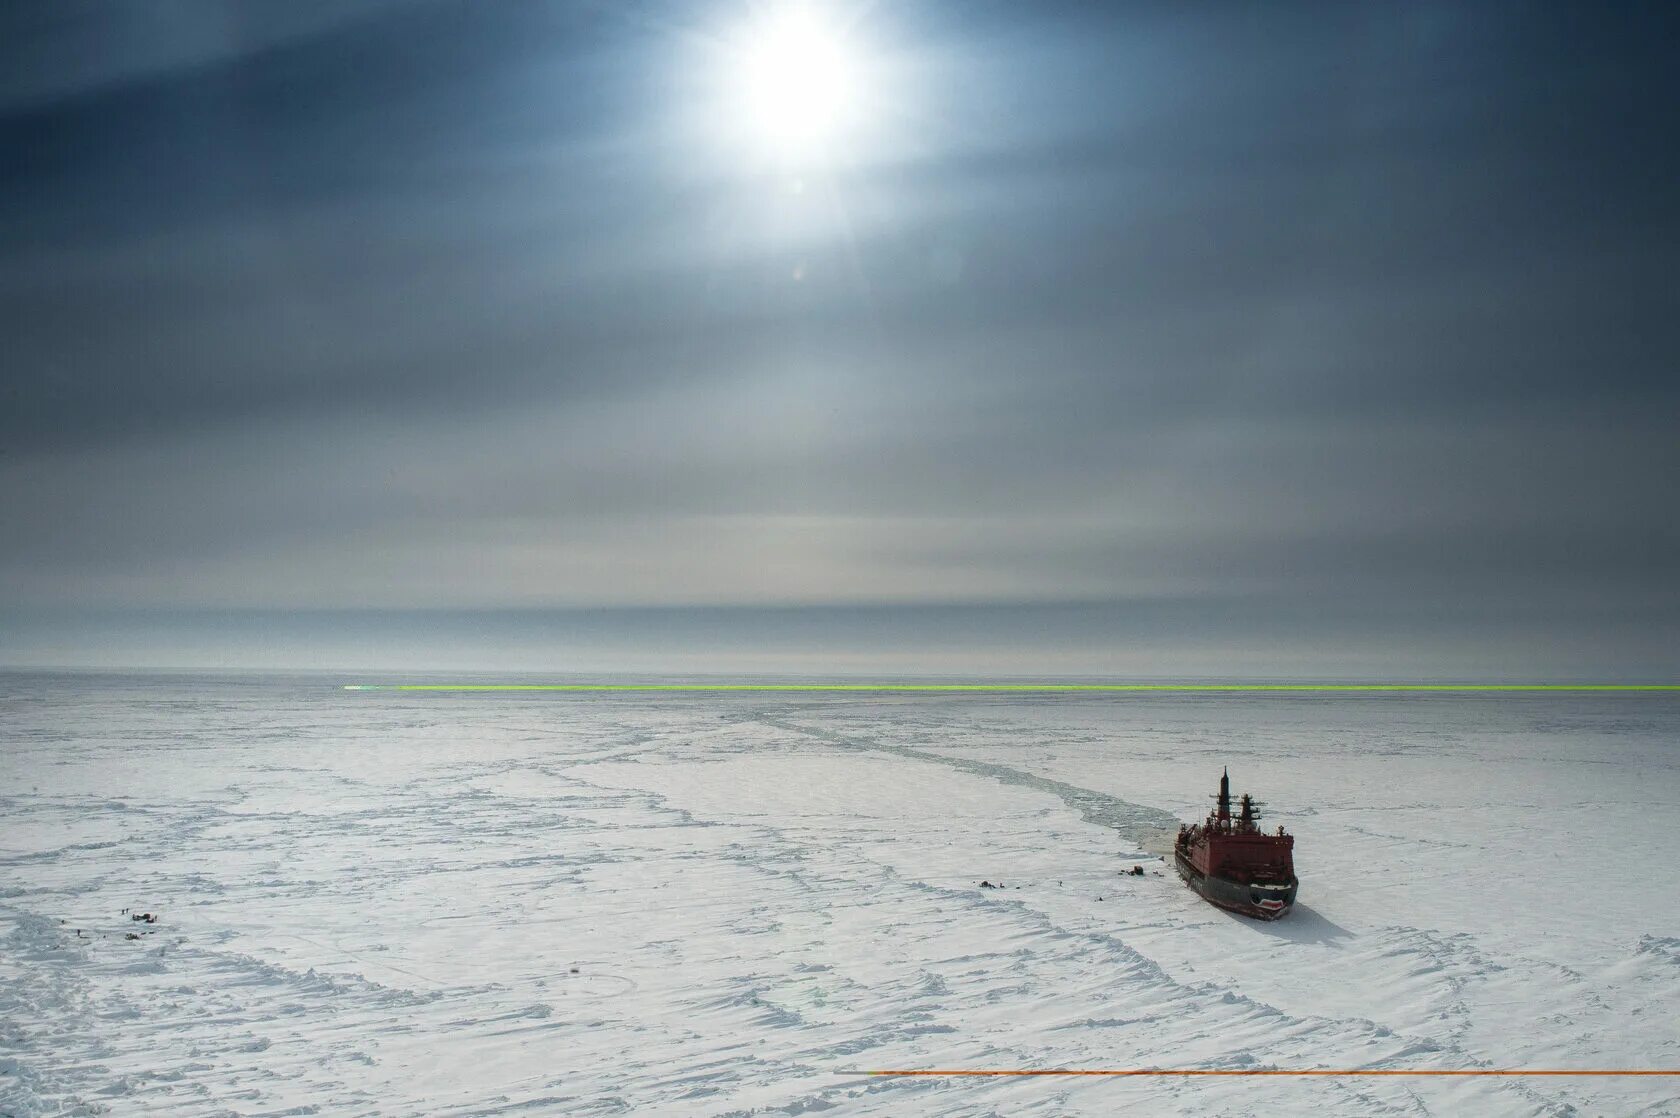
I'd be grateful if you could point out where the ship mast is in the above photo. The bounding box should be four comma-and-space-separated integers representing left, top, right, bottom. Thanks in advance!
1217, 766, 1231, 824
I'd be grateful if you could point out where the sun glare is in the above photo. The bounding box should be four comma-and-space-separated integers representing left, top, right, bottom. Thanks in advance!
730, 5, 863, 158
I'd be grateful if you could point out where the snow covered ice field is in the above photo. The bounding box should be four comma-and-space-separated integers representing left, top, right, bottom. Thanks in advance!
3, 674, 1678, 1116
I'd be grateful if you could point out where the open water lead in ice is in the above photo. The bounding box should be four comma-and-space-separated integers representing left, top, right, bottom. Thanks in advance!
1174, 768, 1298, 920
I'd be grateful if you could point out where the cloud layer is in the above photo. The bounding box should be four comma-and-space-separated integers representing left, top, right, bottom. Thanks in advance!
2, 1, 1675, 673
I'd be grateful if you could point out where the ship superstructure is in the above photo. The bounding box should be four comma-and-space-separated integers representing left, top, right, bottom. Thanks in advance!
1173, 768, 1297, 919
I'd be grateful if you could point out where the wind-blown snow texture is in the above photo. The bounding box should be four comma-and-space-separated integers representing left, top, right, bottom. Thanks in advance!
2, 673, 1677, 1116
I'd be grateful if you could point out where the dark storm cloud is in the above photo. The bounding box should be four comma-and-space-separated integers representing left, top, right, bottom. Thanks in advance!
1, 0, 1676, 672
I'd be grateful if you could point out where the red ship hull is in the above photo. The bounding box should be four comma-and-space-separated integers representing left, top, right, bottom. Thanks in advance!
1174, 846, 1297, 920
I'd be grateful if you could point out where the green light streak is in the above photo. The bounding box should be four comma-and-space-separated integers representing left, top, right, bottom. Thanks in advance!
341, 683, 1680, 693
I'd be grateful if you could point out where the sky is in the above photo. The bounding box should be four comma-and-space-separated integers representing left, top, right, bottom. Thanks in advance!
1, 0, 1676, 677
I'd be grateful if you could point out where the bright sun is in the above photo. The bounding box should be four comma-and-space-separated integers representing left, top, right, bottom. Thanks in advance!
731, 5, 863, 158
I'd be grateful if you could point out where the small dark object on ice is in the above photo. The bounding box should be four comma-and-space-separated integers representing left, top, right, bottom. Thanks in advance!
979, 881, 997, 889
125, 932, 141, 941
132, 913, 158, 923
569, 967, 580, 974
1131, 865, 1145, 876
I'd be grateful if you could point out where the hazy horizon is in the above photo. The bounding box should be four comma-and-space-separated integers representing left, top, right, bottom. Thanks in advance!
4, 598, 1672, 680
